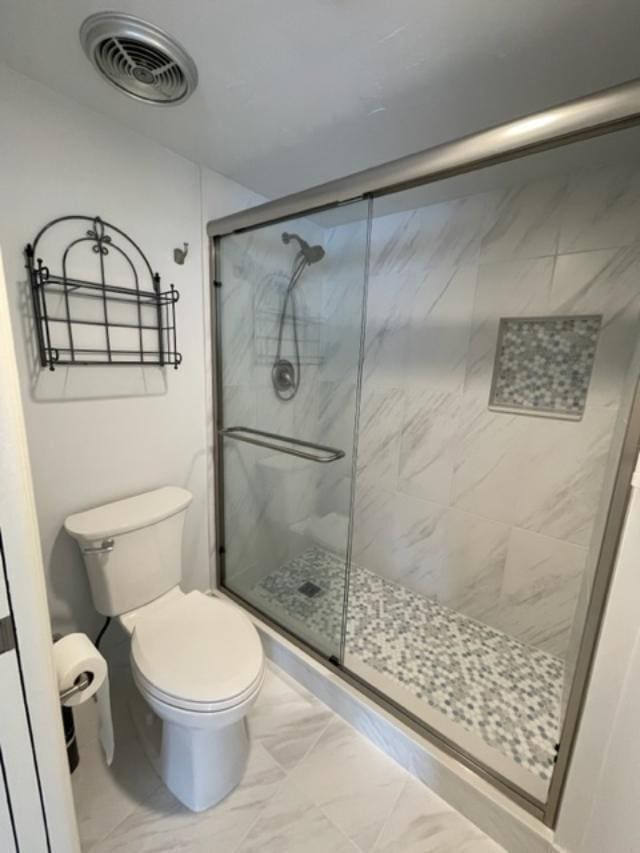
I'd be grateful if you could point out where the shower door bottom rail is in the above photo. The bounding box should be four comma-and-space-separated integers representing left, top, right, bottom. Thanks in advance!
219, 425, 345, 463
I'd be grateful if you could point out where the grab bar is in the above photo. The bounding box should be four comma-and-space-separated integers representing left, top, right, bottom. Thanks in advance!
219, 426, 345, 463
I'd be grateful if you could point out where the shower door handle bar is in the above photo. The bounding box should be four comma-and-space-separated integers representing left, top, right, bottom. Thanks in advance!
219, 426, 345, 463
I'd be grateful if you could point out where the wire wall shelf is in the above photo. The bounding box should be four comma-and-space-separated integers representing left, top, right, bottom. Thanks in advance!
25, 215, 182, 371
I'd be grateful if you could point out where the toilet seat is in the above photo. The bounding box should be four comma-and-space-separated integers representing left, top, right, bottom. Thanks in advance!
131, 591, 264, 713
132, 662, 264, 714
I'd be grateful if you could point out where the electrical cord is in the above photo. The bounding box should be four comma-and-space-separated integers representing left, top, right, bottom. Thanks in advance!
95, 616, 111, 650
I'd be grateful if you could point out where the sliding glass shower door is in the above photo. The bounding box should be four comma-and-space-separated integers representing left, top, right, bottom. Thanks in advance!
342, 127, 640, 805
208, 83, 640, 824
215, 202, 369, 659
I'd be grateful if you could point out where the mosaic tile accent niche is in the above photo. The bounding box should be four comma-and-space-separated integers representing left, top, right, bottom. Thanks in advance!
489, 314, 602, 419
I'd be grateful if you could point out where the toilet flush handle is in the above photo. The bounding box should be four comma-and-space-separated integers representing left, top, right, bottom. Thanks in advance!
82, 538, 115, 554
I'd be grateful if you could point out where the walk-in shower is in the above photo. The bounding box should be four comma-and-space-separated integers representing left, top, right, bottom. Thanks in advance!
210, 78, 640, 828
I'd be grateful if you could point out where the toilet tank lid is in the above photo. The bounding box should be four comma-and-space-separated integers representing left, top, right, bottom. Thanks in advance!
64, 487, 192, 541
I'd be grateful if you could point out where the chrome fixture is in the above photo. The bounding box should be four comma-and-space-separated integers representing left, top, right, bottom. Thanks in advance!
59, 671, 94, 704
81, 539, 114, 555
281, 232, 326, 265
219, 426, 344, 463
272, 231, 325, 401
80, 13, 198, 106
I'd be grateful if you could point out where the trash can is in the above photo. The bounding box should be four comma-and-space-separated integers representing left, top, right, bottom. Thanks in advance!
54, 633, 79, 773
62, 704, 79, 773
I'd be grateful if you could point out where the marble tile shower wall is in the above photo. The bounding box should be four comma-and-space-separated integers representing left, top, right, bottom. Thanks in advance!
352, 164, 640, 660
315, 218, 370, 520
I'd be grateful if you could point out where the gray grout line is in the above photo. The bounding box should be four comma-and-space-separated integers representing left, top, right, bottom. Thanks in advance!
231, 670, 344, 848
259, 707, 334, 776
228, 773, 291, 853
367, 774, 411, 853
315, 801, 365, 852
73, 694, 163, 851
80, 766, 164, 853
292, 714, 334, 766
77, 664, 511, 853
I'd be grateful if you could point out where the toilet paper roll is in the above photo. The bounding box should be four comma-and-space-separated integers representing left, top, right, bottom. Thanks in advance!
53, 633, 114, 765
96, 674, 114, 767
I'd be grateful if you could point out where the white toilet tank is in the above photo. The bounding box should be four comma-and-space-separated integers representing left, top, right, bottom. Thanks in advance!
65, 487, 193, 617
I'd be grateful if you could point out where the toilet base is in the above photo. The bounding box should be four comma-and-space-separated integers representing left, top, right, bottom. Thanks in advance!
129, 691, 250, 812
161, 716, 249, 811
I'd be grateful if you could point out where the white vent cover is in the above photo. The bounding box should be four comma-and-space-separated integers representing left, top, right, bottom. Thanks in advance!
79, 13, 198, 106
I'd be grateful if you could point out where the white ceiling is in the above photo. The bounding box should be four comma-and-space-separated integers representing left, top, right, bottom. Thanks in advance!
1, 0, 639, 200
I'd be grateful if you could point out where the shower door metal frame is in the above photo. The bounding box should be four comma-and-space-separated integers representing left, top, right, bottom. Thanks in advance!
209, 76, 640, 829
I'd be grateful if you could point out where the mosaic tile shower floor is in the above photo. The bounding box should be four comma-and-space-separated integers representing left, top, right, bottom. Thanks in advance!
253, 546, 564, 784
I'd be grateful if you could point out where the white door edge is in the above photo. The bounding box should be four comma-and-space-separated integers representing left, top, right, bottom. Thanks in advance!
0, 246, 80, 852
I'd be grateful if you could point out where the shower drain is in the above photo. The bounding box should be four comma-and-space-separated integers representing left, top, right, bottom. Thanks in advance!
298, 581, 323, 598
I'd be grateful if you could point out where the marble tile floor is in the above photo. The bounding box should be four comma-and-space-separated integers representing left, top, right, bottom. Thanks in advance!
253, 547, 564, 783
71, 662, 505, 852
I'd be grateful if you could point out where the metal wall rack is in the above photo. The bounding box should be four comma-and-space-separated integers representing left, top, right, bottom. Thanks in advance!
25, 215, 181, 371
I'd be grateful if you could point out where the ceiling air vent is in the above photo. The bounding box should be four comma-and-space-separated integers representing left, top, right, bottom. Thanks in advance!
79, 13, 198, 106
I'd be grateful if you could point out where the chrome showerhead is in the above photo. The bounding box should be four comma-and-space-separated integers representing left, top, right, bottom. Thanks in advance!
305, 244, 325, 264
282, 232, 325, 265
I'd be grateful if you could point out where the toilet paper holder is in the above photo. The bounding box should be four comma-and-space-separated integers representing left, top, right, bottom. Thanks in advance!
59, 671, 94, 703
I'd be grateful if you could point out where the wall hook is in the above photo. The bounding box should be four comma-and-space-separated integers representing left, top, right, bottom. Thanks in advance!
174, 242, 189, 265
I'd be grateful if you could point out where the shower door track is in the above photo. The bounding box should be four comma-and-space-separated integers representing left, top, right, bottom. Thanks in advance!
207, 78, 640, 239
209, 76, 640, 829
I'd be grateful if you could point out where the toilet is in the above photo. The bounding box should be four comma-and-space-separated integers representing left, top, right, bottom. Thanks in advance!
64, 486, 264, 812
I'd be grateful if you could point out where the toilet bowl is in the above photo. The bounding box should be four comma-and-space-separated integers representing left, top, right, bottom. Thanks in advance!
65, 486, 265, 812
125, 589, 264, 811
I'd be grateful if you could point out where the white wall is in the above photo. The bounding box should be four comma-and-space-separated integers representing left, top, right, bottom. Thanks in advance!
0, 63, 256, 638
